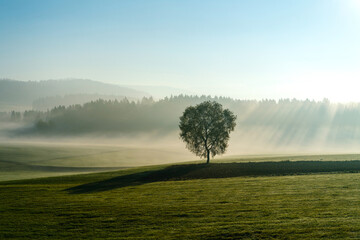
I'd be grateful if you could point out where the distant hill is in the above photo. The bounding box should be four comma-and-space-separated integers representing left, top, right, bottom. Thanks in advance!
0, 79, 150, 111
125, 85, 196, 99
32, 94, 133, 111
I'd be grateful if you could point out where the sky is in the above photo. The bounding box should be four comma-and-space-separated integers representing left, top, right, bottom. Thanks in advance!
1, 0, 360, 102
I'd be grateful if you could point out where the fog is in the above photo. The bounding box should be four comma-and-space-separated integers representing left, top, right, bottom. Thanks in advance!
3, 96, 360, 159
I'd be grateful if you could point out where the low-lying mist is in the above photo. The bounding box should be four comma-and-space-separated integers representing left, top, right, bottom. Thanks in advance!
3, 95, 360, 156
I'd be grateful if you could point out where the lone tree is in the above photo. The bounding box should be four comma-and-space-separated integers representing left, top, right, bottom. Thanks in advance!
179, 101, 236, 164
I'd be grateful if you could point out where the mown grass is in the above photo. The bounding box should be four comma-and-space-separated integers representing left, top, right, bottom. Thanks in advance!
2, 160, 360, 239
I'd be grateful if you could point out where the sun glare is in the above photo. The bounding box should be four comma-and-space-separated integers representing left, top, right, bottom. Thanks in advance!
346, 0, 360, 12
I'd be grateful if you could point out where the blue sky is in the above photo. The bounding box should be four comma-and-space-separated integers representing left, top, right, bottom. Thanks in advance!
1, 0, 360, 101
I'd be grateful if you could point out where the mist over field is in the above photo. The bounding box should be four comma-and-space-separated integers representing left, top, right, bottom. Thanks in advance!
2, 83, 360, 155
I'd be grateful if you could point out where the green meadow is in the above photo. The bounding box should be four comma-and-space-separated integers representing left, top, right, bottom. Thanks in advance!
0, 143, 192, 181
2, 145, 360, 239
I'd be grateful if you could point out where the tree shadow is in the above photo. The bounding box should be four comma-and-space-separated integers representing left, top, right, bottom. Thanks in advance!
66, 164, 208, 194
66, 160, 360, 194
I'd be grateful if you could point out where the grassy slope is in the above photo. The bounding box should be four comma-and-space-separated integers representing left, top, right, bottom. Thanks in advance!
0, 144, 193, 181
2, 142, 360, 182
217, 153, 360, 163
2, 161, 360, 239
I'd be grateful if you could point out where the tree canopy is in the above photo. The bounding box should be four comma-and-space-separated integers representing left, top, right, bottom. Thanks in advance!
179, 101, 237, 163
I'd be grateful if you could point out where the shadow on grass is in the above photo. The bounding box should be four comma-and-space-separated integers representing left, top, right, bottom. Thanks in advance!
66, 160, 360, 194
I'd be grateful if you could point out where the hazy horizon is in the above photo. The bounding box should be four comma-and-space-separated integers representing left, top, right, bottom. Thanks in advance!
3, 77, 360, 104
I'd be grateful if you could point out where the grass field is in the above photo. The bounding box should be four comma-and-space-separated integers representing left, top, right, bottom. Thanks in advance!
0, 143, 193, 181
2, 152, 360, 239
2, 142, 360, 182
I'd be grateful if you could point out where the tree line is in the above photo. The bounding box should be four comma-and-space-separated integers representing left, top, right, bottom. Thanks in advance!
2, 95, 360, 140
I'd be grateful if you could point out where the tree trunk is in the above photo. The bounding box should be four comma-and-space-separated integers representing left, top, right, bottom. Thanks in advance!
206, 150, 210, 164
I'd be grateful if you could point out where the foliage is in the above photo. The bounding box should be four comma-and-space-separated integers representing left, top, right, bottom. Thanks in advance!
179, 101, 236, 163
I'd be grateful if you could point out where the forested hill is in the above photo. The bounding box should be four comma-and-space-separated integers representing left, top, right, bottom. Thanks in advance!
33, 94, 133, 111
0, 79, 149, 110
11, 95, 360, 148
